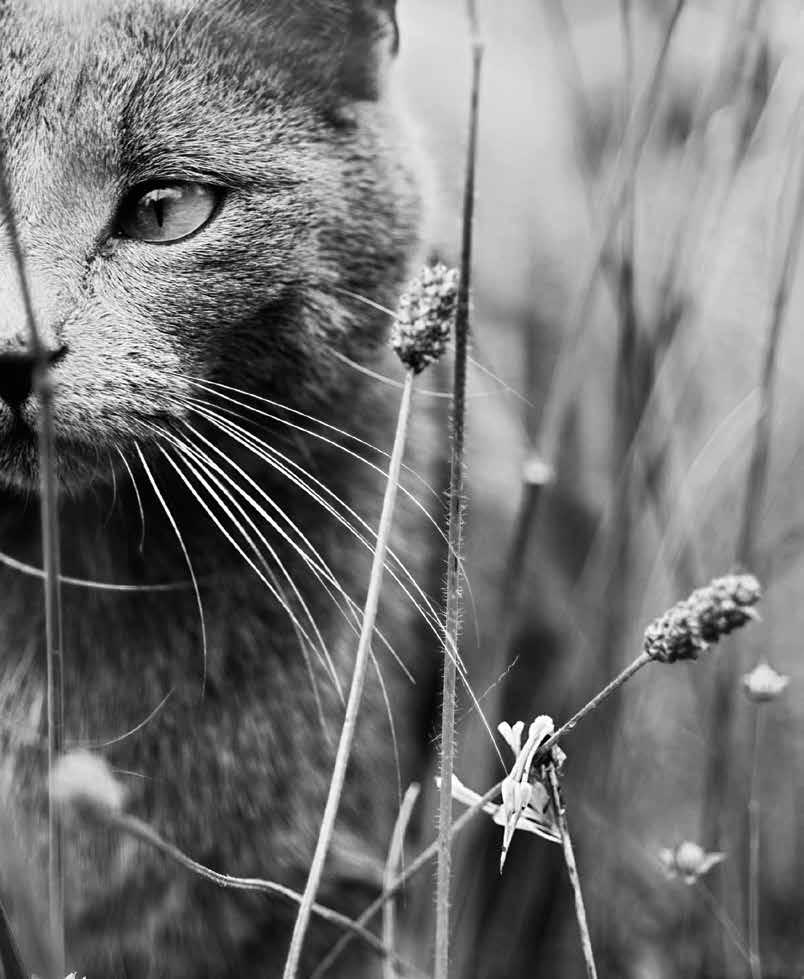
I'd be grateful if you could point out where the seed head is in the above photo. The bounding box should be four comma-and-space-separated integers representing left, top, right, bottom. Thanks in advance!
742, 661, 790, 702
391, 263, 458, 373
643, 573, 761, 664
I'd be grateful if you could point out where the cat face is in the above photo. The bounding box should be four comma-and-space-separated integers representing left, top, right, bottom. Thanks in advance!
0, 0, 418, 492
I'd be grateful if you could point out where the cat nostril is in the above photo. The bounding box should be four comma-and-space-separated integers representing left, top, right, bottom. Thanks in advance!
0, 345, 68, 410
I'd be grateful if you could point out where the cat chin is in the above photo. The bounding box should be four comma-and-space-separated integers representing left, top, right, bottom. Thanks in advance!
0, 435, 114, 497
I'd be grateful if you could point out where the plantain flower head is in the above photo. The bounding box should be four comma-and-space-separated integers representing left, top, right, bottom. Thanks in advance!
643, 573, 761, 664
391, 263, 458, 373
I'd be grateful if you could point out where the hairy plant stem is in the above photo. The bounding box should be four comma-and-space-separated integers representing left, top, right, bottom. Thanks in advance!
546, 758, 597, 979
435, 22, 483, 979
282, 370, 415, 979
0, 138, 65, 978
747, 706, 764, 979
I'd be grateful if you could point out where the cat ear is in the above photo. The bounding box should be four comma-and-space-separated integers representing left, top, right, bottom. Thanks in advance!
339, 0, 399, 99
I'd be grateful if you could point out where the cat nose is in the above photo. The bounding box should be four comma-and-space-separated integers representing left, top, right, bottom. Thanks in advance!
0, 345, 67, 409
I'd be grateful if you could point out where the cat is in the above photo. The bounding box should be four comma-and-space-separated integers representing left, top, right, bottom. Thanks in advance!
0, 1, 440, 976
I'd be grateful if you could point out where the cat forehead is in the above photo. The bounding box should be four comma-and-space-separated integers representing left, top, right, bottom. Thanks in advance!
17, 0, 193, 22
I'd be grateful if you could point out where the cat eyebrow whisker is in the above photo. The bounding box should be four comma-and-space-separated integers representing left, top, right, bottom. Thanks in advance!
135, 441, 209, 693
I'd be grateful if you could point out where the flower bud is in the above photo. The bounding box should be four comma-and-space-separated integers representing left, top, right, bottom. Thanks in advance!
742, 661, 790, 702
659, 841, 725, 884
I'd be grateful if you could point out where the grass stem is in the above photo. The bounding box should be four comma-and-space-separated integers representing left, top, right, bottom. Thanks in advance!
282, 370, 415, 979
434, 24, 483, 979
0, 134, 65, 979
696, 880, 752, 966
95, 807, 424, 976
537, 651, 652, 761
312, 779, 504, 979
546, 758, 597, 979
747, 706, 764, 979
383, 784, 421, 979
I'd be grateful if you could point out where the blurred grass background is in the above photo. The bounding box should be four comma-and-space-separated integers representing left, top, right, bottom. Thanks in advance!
394, 2, 804, 976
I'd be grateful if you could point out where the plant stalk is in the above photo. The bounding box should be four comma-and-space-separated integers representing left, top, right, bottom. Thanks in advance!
747, 706, 764, 979
282, 370, 414, 979
0, 136, 65, 978
546, 758, 598, 979
434, 22, 483, 979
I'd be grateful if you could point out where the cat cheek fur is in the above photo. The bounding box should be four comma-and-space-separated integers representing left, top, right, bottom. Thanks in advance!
0, 1, 435, 976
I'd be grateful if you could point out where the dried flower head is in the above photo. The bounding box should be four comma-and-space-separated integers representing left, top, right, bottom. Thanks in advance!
51, 750, 126, 818
497, 716, 564, 870
659, 841, 725, 884
391, 263, 458, 373
742, 661, 790, 702
643, 573, 761, 664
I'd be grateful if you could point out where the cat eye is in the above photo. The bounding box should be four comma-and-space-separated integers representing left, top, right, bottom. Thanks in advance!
117, 182, 219, 243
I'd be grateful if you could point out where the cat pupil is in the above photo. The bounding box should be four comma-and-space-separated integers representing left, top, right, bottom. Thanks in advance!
118, 182, 218, 244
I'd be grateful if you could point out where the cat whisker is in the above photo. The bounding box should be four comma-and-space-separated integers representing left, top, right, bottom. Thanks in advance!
176, 419, 415, 685
157, 426, 342, 697
135, 442, 209, 691
179, 385, 475, 617
178, 374, 441, 502
327, 348, 452, 399
183, 401, 447, 655
151, 432, 338, 689
327, 284, 538, 414
116, 446, 146, 554
78, 689, 175, 750
180, 402, 503, 764
104, 450, 118, 526
0, 549, 192, 593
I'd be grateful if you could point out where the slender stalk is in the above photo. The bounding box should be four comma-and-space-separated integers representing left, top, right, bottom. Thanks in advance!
536, 651, 652, 761
546, 759, 597, 979
0, 134, 65, 977
434, 22, 483, 979
696, 880, 752, 966
93, 808, 424, 976
747, 706, 764, 979
311, 779, 505, 979
383, 784, 421, 979
282, 371, 415, 979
